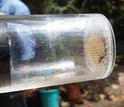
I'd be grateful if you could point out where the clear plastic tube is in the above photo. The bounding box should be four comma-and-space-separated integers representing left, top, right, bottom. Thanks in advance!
0, 14, 116, 93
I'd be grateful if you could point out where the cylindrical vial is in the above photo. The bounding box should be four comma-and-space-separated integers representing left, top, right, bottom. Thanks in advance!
0, 14, 115, 93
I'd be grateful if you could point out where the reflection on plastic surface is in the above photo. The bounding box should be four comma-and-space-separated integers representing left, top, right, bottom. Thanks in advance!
0, 14, 116, 93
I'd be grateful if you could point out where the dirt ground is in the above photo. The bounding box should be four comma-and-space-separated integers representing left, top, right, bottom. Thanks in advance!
61, 65, 124, 107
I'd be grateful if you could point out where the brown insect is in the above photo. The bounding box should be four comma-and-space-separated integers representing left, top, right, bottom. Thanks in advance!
99, 56, 105, 63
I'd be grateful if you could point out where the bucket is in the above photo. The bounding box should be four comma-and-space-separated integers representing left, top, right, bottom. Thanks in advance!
39, 89, 59, 107
65, 84, 80, 101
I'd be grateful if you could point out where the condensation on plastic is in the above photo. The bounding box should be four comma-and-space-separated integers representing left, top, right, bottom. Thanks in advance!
0, 14, 116, 93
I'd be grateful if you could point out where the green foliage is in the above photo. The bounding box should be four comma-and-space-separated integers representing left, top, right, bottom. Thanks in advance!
25, 0, 124, 39
81, 0, 124, 40
39, 0, 124, 40
43, 0, 80, 14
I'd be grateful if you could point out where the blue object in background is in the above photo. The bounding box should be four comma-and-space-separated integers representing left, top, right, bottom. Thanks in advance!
0, 0, 30, 15
0, 0, 36, 61
39, 69, 54, 76
39, 89, 59, 107
7, 23, 36, 61
0, 1, 32, 107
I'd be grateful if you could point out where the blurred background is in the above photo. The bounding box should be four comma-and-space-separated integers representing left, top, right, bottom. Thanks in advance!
1, 0, 124, 107
24, 0, 124, 60
21, 0, 124, 107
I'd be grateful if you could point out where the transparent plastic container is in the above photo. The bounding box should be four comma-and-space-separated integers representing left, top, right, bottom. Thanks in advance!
0, 14, 116, 93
